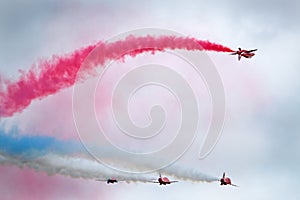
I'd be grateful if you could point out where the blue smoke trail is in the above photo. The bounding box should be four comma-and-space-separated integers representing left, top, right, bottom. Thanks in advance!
0, 129, 84, 158
0, 129, 155, 181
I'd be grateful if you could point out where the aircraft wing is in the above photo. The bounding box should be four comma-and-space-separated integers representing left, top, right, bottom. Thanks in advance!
151, 181, 160, 183
247, 49, 257, 53
169, 181, 179, 183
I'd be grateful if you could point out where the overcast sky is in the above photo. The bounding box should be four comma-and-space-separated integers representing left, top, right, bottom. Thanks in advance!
0, 0, 299, 199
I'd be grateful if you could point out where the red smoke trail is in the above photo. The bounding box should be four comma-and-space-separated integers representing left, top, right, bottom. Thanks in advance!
0, 35, 233, 117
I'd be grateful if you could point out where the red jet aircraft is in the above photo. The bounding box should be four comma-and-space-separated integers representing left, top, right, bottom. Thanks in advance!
152, 173, 178, 185
96, 178, 122, 184
220, 172, 238, 187
230, 48, 257, 61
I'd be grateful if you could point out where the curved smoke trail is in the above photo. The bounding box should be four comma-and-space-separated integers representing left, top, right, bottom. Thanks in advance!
0, 35, 233, 118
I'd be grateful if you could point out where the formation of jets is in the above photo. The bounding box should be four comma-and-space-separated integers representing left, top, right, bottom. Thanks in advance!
230, 48, 258, 61
96, 172, 237, 187
95, 46, 253, 189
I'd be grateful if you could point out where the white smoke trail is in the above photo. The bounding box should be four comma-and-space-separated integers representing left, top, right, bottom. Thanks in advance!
0, 152, 217, 183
